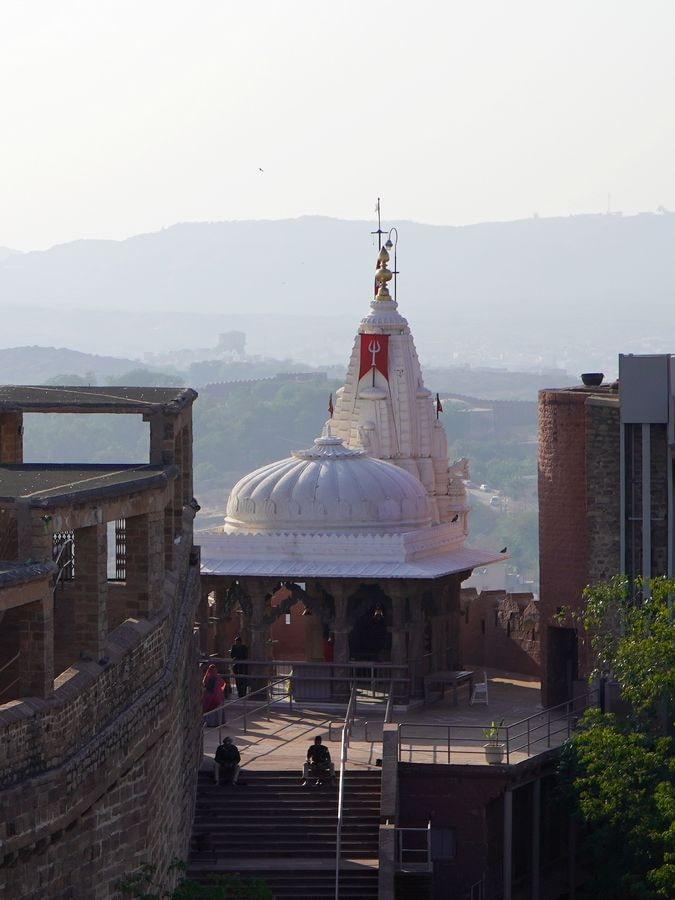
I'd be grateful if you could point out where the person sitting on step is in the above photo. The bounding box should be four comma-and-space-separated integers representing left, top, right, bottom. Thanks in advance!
215, 736, 241, 786
303, 735, 335, 786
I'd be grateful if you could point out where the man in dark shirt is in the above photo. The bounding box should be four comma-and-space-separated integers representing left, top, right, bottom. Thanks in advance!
304, 736, 335, 786
230, 636, 249, 698
215, 736, 241, 785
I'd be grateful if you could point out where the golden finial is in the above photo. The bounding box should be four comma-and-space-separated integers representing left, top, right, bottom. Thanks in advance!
375, 246, 392, 300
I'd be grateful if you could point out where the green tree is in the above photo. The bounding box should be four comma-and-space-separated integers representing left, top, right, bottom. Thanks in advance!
559, 576, 675, 898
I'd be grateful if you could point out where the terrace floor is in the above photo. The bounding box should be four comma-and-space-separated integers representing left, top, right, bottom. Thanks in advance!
201, 667, 566, 774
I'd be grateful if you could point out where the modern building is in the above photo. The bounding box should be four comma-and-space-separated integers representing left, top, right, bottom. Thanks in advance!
538, 354, 674, 706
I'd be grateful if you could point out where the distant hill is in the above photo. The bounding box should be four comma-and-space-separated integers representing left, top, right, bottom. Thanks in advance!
0, 247, 20, 263
2, 212, 675, 373
0, 346, 144, 384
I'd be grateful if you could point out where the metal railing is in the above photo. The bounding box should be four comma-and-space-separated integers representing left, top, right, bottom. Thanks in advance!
200, 675, 293, 740
398, 690, 598, 764
200, 657, 412, 703
0, 651, 21, 702
396, 821, 432, 871
335, 682, 357, 900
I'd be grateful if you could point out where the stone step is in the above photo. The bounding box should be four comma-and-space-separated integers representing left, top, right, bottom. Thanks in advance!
189, 769, 381, 894
189, 869, 378, 899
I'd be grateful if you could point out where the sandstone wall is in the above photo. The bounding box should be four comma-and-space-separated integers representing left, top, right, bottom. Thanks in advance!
585, 400, 620, 584
538, 390, 590, 704
458, 589, 540, 677
0, 547, 202, 899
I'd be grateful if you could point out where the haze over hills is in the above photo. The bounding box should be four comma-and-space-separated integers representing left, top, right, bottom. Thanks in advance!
2, 212, 675, 375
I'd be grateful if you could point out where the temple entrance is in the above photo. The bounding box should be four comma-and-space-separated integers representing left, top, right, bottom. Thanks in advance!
348, 587, 392, 662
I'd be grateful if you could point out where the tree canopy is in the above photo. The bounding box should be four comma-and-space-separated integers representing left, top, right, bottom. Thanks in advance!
559, 576, 674, 898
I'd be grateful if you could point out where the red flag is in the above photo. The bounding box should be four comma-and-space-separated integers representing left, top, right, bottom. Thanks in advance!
358, 334, 389, 381
436, 393, 443, 418
328, 393, 334, 417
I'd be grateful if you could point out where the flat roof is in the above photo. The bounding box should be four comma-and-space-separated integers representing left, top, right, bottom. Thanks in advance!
199, 532, 506, 581
0, 385, 197, 414
0, 463, 177, 506
0, 560, 56, 588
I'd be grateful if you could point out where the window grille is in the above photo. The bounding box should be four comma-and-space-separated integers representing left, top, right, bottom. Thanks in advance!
108, 519, 126, 581
52, 531, 74, 583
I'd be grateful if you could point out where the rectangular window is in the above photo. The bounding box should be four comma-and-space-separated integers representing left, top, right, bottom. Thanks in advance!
285, 613, 291, 625
52, 531, 74, 583
431, 827, 456, 860
107, 519, 126, 581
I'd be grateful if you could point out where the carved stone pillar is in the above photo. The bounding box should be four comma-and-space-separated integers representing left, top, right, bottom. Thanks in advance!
386, 582, 407, 667
331, 581, 351, 699
214, 585, 232, 657
408, 585, 426, 696
302, 579, 326, 662
247, 578, 271, 695
197, 583, 210, 656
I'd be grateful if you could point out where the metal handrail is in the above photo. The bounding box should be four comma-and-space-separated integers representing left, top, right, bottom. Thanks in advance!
384, 678, 394, 724
0, 650, 20, 677
396, 820, 432, 870
0, 676, 20, 700
335, 681, 357, 900
0, 651, 21, 703
397, 690, 598, 763
200, 675, 292, 739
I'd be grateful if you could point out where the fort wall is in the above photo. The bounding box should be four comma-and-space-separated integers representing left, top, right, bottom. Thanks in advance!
0, 543, 201, 899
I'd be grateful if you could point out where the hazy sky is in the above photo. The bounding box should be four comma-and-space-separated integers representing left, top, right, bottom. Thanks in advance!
2, 0, 674, 251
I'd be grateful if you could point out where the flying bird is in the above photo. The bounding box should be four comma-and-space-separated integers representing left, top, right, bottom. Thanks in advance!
451, 514, 459, 522
500, 546, 507, 554
258, 167, 264, 172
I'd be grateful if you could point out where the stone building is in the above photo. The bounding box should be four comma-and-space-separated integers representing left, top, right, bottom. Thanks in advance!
539, 354, 674, 705
0, 386, 201, 899
199, 241, 506, 695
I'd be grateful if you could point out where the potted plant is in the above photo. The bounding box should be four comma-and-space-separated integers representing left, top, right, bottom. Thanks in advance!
482, 719, 505, 764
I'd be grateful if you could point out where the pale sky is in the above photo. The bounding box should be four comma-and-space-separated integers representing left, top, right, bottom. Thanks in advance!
1, 0, 674, 251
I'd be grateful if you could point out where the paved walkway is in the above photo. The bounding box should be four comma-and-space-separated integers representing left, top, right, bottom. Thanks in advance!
202, 668, 558, 773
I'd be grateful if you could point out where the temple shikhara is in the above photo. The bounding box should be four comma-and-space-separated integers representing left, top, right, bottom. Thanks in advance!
200, 231, 505, 694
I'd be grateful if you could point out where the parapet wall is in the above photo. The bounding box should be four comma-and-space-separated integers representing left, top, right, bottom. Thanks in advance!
459, 588, 540, 676
0, 545, 202, 899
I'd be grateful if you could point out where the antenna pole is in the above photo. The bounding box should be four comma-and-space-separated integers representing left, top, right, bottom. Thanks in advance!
371, 197, 385, 250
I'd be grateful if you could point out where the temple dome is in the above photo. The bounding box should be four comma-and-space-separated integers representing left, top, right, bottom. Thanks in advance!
224, 434, 433, 534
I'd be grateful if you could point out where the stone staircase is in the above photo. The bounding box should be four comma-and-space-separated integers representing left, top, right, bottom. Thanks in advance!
189, 768, 381, 898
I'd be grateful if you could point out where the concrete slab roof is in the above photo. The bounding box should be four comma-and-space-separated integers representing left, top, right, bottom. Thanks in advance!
0, 560, 56, 588
0, 463, 177, 506
0, 385, 197, 414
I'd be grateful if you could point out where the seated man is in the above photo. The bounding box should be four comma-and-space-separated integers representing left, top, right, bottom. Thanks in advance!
303, 735, 335, 786
215, 736, 241, 786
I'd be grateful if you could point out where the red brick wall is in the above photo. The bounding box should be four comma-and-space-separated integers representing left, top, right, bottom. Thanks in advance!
538, 390, 589, 704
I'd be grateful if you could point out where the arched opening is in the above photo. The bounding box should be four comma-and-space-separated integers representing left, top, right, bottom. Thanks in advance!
348, 586, 392, 662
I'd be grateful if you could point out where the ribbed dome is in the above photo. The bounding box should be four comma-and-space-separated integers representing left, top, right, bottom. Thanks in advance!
224, 435, 433, 534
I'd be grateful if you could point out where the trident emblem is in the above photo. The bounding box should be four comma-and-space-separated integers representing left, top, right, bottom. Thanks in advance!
368, 339, 381, 368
